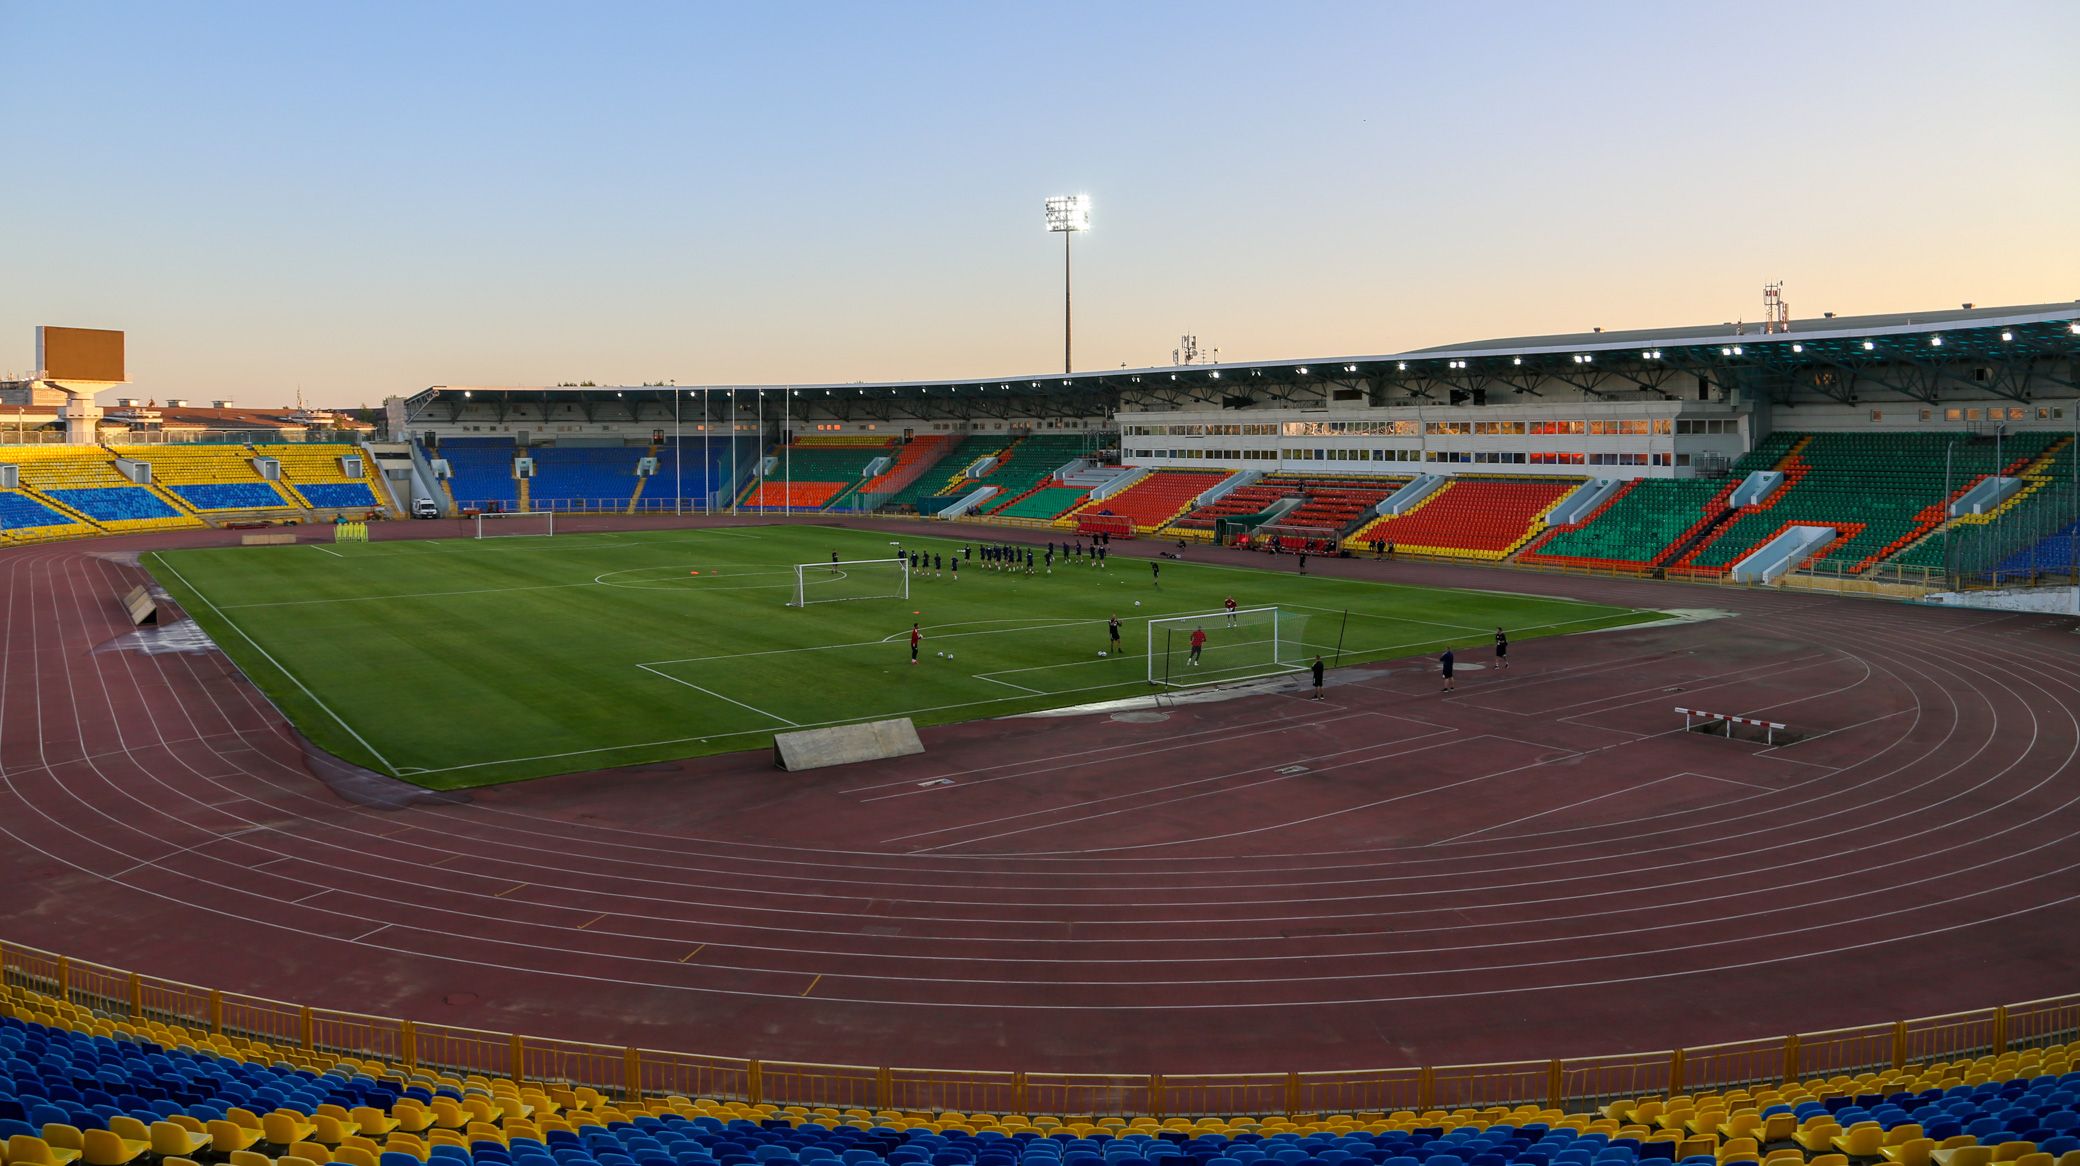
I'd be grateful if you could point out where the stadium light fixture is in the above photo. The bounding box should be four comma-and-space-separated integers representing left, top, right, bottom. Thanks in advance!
1512, 357, 1522, 366
1931, 336, 1944, 347
2002, 331, 2014, 342
1791, 343, 1804, 353
1297, 366, 1308, 375
1044, 194, 1091, 374
1345, 364, 1359, 373
1733, 346, 1743, 356
1863, 340, 1876, 350
1210, 371, 1221, 379
2070, 322, 2080, 334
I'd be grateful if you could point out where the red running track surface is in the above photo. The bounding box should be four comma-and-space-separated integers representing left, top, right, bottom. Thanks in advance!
2, 515, 2077, 1075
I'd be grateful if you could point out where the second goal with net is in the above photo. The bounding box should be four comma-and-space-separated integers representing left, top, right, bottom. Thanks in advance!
1146, 606, 1347, 688
475, 511, 555, 538
790, 558, 910, 607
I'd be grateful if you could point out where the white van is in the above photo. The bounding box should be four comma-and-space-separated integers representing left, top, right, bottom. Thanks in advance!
411, 497, 441, 519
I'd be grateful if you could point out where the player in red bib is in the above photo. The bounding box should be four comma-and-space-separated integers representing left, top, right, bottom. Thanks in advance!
909, 623, 922, 665
1188, 626, 1207, 667
1223, 595, 1237, 627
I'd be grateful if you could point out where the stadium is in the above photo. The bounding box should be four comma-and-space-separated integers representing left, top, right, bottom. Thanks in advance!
5, 5, 2080, 1166
5, 294, 2080, 1128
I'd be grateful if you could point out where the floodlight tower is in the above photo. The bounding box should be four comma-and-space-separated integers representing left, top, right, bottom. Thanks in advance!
1045, 194, 1091, 374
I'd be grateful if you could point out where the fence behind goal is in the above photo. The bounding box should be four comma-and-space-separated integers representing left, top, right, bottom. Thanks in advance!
791, 558, 909, 607
1146, 606, 1346, 688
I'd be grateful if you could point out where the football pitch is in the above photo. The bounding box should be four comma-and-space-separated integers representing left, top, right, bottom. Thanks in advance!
145, 524, 1662, 788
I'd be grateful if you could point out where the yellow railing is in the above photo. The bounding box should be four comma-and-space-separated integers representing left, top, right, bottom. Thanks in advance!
4, 940, 2075, 1117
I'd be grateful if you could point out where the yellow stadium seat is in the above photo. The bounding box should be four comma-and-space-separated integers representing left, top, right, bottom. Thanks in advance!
80, 1130, 146, 1166
1760, 1114, 1801, 1144
352, 1109, 399, 1137
1797, 1124, 1845, 1153
7, 1137, 79, 1166
38, 1129, 82, 1156
1885, 1140, 1936, 1166
1835, 1125, 1887, 1157
333, 1148, 380, 1166
264, 1113, 318, 1147
1718, 1114, 1765, 1142
1718, 1138, 1759, 1163
1933, 1147, 1993, 1166
149, 1123, 211, 1160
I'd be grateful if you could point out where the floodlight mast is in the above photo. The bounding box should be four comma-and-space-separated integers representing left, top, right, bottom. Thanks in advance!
1045, 194, 1090, 374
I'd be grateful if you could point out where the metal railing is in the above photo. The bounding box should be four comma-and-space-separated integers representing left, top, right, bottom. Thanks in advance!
4, 940, 2074, 1117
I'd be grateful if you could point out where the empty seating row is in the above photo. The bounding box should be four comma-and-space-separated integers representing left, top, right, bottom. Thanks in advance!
1347, 478, 1577, 560
1062, 470, 1232, 533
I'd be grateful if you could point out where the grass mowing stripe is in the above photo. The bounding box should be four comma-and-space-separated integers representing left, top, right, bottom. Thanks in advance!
146, 525, 1661, 788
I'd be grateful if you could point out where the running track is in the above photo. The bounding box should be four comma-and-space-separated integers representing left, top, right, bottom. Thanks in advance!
3, 515, 2077, 1076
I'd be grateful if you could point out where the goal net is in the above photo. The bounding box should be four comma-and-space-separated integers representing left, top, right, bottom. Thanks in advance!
791, 557, 909, 607
475, 511, 554, 538
1252, 524, 1345, 553
1146, 606, 1347, 688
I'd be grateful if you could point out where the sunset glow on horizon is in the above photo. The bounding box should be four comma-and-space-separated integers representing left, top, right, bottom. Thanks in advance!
2, 1, 2075, 404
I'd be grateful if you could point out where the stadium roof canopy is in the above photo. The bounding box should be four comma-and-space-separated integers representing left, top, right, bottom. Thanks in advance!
404, 301, 2080, 421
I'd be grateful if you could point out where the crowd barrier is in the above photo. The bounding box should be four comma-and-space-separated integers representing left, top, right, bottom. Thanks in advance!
4, 941, 2075, 1118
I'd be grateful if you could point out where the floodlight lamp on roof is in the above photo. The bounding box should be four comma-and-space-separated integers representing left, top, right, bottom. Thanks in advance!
2070, 322, 2080, 334
1791, 343, 1804, 354
1210, 371, 1221, 379
1345, 364, 1358, 373
1931, 336, 1944, 346
1512, 357, 1522, 366
2002, 331, 2014, 342
1863, 340, 1877, 350
1297, 366, 1308, 375
1396, 362, 1407, 371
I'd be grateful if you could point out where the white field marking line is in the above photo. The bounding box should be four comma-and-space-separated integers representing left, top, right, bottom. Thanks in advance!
456, 611, 1649, 779
1429, 774, 1685, 846
634, 663, 800, 727
887, 727, 1466, 849
148, 554, 401, 775
218, 578, 598, 609
876, 616, 1080, 643
105, 527, 1955, 872
973, 673, 1044, 695
310, 545, 346, 558
101, 598, 2063, 910
28, 586, 2080, 931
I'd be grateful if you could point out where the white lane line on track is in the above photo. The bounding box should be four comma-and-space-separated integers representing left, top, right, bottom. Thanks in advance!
12, 536, 2080, 1001
148, 554, 400, 775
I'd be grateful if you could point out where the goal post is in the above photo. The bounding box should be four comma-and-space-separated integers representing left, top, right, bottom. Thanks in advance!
1254, 523, 1345, 553
475, 511, 555, 538
791, 557, 910, 607
1142, 606, 1341, 688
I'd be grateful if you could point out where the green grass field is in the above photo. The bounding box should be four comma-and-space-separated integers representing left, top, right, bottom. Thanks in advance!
145, 524, 1661, 788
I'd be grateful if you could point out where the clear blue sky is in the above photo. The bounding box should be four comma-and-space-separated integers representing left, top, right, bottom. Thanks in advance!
2, 1, 2076, 406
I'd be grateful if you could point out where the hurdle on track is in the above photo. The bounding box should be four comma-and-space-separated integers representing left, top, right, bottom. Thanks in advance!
1676, 706, 1788, 744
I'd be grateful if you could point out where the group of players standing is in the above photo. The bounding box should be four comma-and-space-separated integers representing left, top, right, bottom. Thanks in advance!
884, 535, 1115, 580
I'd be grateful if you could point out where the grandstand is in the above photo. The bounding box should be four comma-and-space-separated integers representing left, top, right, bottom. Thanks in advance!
1344, 477, 1578, 560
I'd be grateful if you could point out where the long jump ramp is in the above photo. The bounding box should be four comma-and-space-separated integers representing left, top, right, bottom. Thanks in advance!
773, 717, 925, 771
